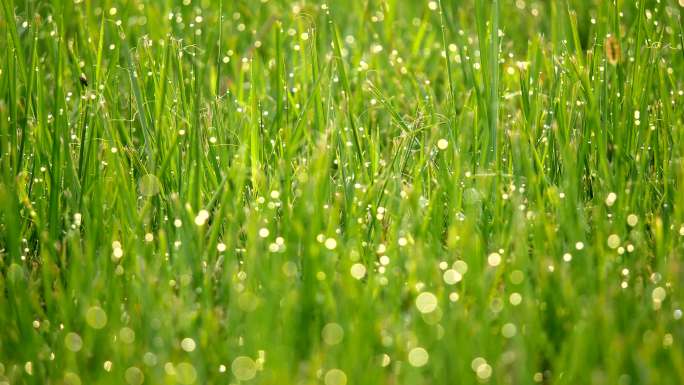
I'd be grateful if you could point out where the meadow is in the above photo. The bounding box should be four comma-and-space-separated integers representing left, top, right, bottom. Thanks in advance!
1, 0, 684, 384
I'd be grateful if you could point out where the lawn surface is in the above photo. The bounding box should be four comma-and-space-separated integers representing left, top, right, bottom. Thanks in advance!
2, 0, 684, 384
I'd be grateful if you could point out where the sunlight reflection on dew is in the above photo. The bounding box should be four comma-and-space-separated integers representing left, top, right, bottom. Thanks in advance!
408, 347, 429, 367
125, 367, 144, 385
350, 263, 366, 280
443, 269, 462, 285
627, 214, 638, 227
65, 332, 83, 352
231, 356, 257, 381
194, 210, 210, 226
143, 353, 158, 367
487, 252, 502, 267
86, 306, 107, 329
652, 287, 666, 302
453, 260, 468, 274
502, 323, 517, 338
181, 338, 196, 352
322, 323, 344, 346
119, 327, 136, 344
64, 372, 81, 385
415, 292, 438, 314
175, 362, 197, 384
476, 363, 492, 380
471, 357, 493, 380
324, 238, 337, 250
607, 234, 621, 249
324, 369, 347, 385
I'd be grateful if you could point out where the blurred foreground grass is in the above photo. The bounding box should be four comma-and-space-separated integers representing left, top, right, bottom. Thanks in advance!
2, 0, 684, 384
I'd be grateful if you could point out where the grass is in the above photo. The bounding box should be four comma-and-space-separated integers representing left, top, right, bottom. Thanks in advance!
1, 0, 684, 384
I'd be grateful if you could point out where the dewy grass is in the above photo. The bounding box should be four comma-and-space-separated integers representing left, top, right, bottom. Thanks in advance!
1, 0, 684, 384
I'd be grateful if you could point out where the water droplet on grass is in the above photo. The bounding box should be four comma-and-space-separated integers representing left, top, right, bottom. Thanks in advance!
231, 356, 257, 381
652, 287, 666, 302
175, 362, 197, 384
415, 292, 438, 314
476, 363, 492, 380
65, 332, 83, 352
181, 338, 196, 352
125, 367, 144, 385
487, 252, 502, 267
64, 372, 82, 385
627, 214, 638, 227
350, 263, 366, 280
119, 327, 135, 344
324, 369, 347, 385
443, 269, 462, 285
408, 347, 429, 367
86, 306, 107, 329
453, 260, 468, 274
194, 210, 209, 226
143, 352, 157, 367
607, 234, 621, 249
322, 323, 344, 345
324, 238, 337, 250
509, 293, 522, 306
501, 323, 517, 338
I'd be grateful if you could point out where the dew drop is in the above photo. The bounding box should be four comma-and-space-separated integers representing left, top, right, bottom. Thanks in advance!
125, 367, 144, 385
322, 323, 344, 346
324, 369, 347, 385
85, 306, 107, 329
65, 332, 83, 352
231, 356, 257, 381
181, 337, 196, 352
408, 347, 429, 367
415, 292, 438, 314
175, 362, 197, 385
64, 371, 82, 385
350, 263, 367, 280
